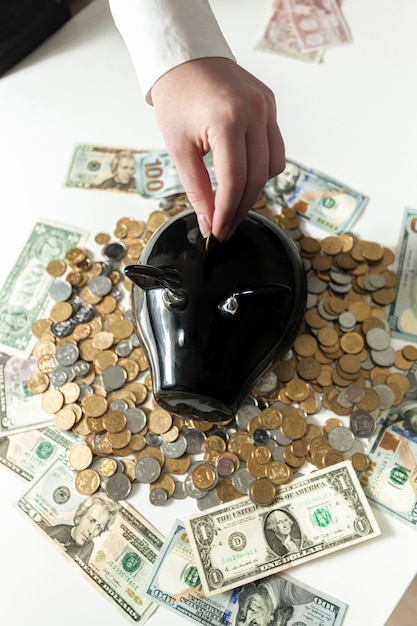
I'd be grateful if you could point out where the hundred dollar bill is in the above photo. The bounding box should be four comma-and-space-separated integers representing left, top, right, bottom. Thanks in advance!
17, 457, 163, 624
0, 219, 88, 358
144, 519, 348, 626
0, 426, 78, 481
0, 352, 52, 435
184, 461, 380, 596
360, 401, 417, 529
388, 207, 417, 341
264, 158, 368, 234
65, 144, 215, 198
286, 0, 352, 52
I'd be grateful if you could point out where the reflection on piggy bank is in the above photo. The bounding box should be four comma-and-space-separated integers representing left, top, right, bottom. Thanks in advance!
125, 210, 306, 422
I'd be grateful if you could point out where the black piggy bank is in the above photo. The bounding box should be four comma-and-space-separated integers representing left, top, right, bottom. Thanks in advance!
125, 210, 306, 422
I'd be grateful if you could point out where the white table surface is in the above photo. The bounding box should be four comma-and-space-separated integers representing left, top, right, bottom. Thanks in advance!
1, 1, 417, 625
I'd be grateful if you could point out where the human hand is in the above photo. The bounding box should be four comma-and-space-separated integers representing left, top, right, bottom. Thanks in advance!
150, 57, 285, 241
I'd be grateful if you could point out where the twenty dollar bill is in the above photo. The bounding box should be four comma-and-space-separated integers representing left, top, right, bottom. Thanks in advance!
184, 461, 380, 596
17, 457, 162, 624
144, 519, 348, 626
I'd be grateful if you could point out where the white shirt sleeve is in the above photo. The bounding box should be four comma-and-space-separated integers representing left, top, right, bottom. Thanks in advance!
109, 0, 236, 103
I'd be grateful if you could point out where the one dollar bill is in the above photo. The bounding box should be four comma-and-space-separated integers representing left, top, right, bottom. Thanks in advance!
388, 207, 417, 341
361, 400, 417, 529
144, 519, 348, 626
184, 461, 380, 596
264, 158, 368, 234
0, 219, 88, 358
17, 457, 162, 624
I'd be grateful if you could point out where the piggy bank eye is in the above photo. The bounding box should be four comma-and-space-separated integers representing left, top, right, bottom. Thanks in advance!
218, 295, 239, 317
162, 288, 188, 310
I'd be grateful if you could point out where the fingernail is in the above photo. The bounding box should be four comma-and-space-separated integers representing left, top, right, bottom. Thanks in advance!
197, 214, 210, 238
217, 226, 231, 242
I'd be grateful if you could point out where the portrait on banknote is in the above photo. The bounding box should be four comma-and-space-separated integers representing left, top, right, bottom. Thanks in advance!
264, 509, 302, 557
39, 491, 120, 565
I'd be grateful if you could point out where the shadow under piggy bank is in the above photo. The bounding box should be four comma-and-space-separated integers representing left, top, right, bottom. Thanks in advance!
125, 210, 307, 422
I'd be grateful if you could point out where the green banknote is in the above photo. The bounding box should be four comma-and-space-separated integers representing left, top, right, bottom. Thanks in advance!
0, 352, 51, 436
361, 401, 417, 528
17, 458, 163, 624
0, 219, 88, 357
388, 207, 417, 341
264, 158, 368, 234
65, 144, 215, 198
0, 426, 78, 481
184, 461, 380, 596
144, 519, 348, 626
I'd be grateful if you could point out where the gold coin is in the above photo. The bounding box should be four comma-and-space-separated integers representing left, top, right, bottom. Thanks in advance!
340, 332, 364, 355
74, 468, 100, 495
49, 302, 73, 323
149, 473, 176, 497
45, 259, 67, 277
249, 478, 276, 506
247, 455, 268, 478
191, 464, 217, 490
284, 379, 310, 402
103, 410, 127, 433
260, 407, 282, 430
350, 452, 369, 472
135, 445, 165, 466
28, 372, 50, 394
283, 446, 306, 468
402, 344, 417, 362
215, 478, 242, 503
293, 334, 318, 357
41, 389, 64, 414
281, 415, 307, 440
68, 444, 93, 471
106, 428, 132, 449
54, 406, 77, 430
163, 455, 191, 474
266, 460, 293, 485
81, 394, 108, 418
148, 408, 173, 434
59, 381, 81, 404
98, 457, 118, 477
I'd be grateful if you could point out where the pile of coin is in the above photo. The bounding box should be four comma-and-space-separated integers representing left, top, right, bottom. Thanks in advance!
27, 193, 417, 507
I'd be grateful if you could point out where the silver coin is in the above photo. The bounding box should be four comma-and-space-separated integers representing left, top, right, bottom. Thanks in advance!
350, 411, 375, 438
125, 407, 147, 433
161, 434, 187, 458
197, 490, 222, 510
345, 384, 365, 404
149, 487, 167, 506
366, 327, 391, 351
49, 366, 68, 387
182, 429, 206, 455
49, 280, 73, 302
216, 457, 235, 478
109, 398, 129, 413
370, 346, 396, 367
329, 270, 352, 285
70, 359, 90, 378
308, 273, 328, 294
145, 432, 162, 447
183, 472, 208, 499
114, 340, 133, 357
172, 480, 187, 499
55, 343, 80, 366
373, 384, 395, 410
102, 364, 127, 391
88, 275, 113, 297
327, 426, 354, 452
105, 473, 132, 500
232, 467, 252, 494
134, 457, 161, 483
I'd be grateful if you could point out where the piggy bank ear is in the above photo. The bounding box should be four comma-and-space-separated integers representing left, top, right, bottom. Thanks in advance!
124, 265, 182, 290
